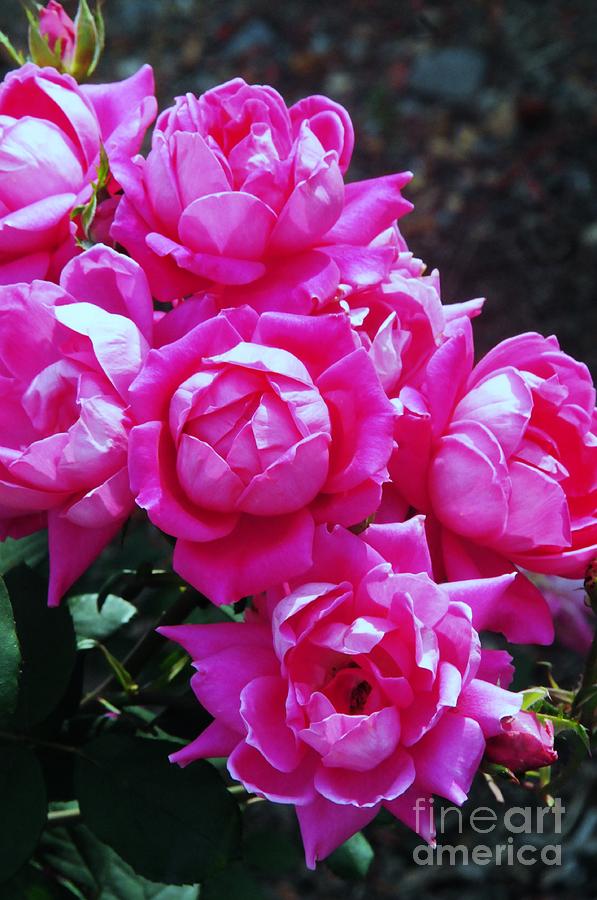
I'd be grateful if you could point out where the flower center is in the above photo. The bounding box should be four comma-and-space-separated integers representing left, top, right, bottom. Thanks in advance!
349, 680, 372, 713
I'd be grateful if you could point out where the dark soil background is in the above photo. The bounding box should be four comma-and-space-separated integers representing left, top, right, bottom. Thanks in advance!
1, 1, 597, 897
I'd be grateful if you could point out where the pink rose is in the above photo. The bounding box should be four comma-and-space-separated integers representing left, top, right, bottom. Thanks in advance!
485, 710, 557, 772
111, 78, 412, 306
390, 327, 597, 644
128, 309, 394, 603
160, 521, 523, 867
337, 251, 483, 395
0, 63, 156, 285
0, 245, 153, 605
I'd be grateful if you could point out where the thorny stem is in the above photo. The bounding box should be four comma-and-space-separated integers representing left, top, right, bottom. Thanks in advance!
81, 587, 202, 708
573, 623, 597, 726
0, 730, 84, 757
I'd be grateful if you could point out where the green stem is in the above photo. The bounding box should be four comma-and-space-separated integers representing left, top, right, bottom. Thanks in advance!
81, 587, 201, 708
573, 616, 597, 726
0, 730, 84, 757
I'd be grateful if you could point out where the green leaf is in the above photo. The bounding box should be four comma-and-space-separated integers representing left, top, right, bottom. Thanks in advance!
0, 746, 47, 883
68, 593, 136, 642
75, 734, 241, 884
37, 823, 199, 899
0, 577, 20, 724
5, 566, 76, 729
520, 686, 549, 711
538, 713, 590, 752
326, 831, 374, 881
201, 861, 265, 900
0, 30, 26, 65
28, 21, 61, 67
0, 532, 48, 576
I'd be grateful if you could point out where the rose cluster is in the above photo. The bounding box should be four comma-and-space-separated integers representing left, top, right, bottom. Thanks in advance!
1, 4, 593, 867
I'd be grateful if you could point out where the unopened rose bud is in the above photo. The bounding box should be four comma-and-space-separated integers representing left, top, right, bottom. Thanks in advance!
38, 1, 76, 64
28, 0, 104, 81
485, 710, 557, 772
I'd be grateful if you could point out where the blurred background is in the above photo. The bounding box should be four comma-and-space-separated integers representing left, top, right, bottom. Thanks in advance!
1, 1, 597, 897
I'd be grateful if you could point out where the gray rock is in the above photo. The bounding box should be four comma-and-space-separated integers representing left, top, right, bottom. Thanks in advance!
410, 47, 486, 103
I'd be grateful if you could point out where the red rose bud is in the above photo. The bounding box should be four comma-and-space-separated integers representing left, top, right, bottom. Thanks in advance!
485, 710, 558, 772
28, 0, 104, 80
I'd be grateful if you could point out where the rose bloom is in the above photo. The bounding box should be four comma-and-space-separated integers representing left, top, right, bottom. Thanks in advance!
388, 324, 597, 645
128, 308, 394, 603
160, 520, 525, 867
112, 78, 412, 306
0, 62, 156, 285
332, 245, 484, 397
0, 245, 153, 605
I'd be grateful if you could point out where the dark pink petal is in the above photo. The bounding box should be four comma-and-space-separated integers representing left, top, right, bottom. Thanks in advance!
216, 250, 340, 314
47, 509, 122, 606
297, 795, 377, 869
311, 478, 383, 528
476, 649, 515, 688
228, 741, 317, 804
129, 422, 239, 542
82, 65, 157, 165
254, 311, 358, 379
59, 244, 154, 342
174, 509, 315, 604
0, 193, 75, 255
154, 295, 218, 347
289, 95, 354, 172
411, 713, 484, 805
453, 367, 532, 458
429, 431, 510, 542
54, 302, 148, 398
170, 721, 240, 767
238, 433, 331, 516
456, 678, 522, 738
269, 156, 344, 253
178, 191, 276, 258
363, 517, 433, 577
129, 313, 249, 422
110, 196, 201, 302
384, 784, 436, 844
321, 172, 413, 245
240, 675, 304, 772
424, 326, 474, 437
0, 250, 50, 284
441, 530, 554, 644
319, 347, 394, 493
64, 466, 133, 528
315, 746, 415, 807
189, 650, 279, 730
146, 231, 267, 285
158, 621, 272, 660
170, 131, 230, 207
500, 461, 570, 553
323, 244, 395, 290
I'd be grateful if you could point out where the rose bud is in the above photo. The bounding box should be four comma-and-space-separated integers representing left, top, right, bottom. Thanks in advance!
485, 710, 557, 772
28, 0, 104, 81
